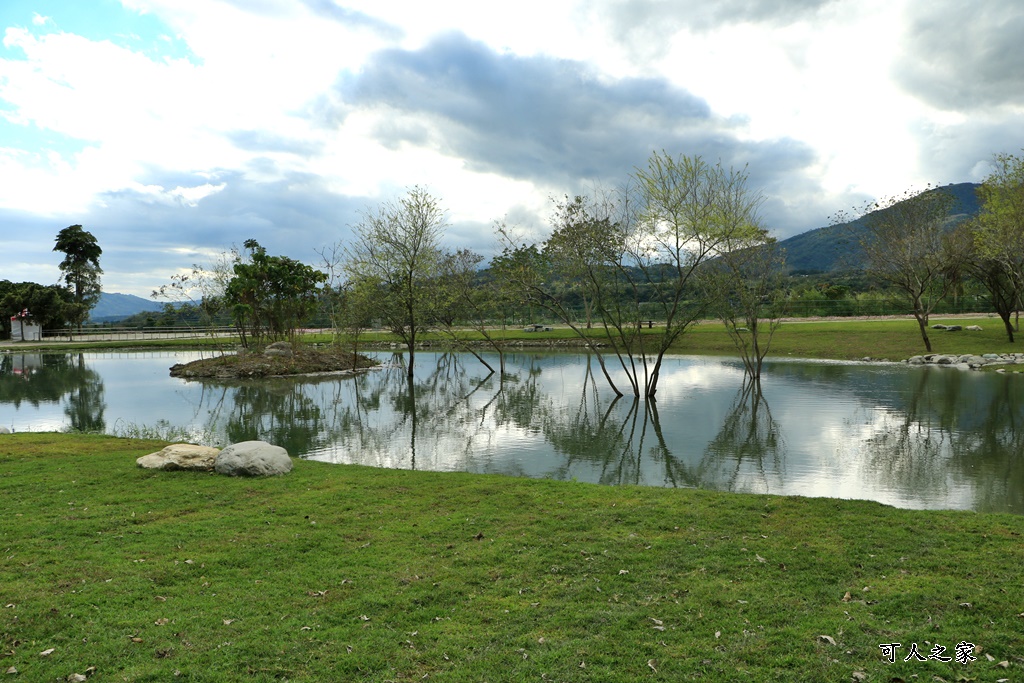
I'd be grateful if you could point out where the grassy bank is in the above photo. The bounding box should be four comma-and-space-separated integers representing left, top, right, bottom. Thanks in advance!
1, 433, 1021, 681
3, 315, 1020, 362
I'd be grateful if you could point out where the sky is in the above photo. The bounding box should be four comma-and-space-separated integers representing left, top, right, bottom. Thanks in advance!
1, 0, 1023, 298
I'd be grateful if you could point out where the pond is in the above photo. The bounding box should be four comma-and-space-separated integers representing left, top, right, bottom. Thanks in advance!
2, 349, 1023, 514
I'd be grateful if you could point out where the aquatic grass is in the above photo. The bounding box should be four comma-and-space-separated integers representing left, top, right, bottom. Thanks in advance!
1, 433, 1022, 681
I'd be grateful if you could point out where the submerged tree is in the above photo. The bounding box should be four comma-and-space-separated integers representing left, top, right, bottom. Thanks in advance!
53, 225, 102, 329
632, 153, 768, 396
345, 186, 446, 378
701, 235, 788, 380
496, 153, 769, 398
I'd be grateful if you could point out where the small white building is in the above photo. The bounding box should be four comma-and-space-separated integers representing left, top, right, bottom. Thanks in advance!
10, 316, 42, 342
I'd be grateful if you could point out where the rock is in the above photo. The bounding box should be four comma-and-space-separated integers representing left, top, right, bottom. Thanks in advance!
945, 325, 963, 332
137, 444, 220, 471
263, 341, 293, 358
966, 325, 983, 331
908, 356, 924, 364
931, 324, 948, 330
214, 441, 292, 477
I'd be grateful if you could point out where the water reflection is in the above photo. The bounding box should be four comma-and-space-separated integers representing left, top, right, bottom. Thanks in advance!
1, 353, 105, 431
2, 350, 1024, 514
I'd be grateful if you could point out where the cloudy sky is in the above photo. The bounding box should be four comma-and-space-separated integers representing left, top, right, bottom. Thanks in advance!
2, 0, 1023, 297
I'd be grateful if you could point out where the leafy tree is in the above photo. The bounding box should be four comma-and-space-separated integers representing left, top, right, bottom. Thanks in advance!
0, 280, 75, 338
432, 248, 509, 375
225, 240, 327, 347
53, 225, 102, 329
496, 154, 768, 399
970, 152, 1024, 338
628, 152, 768, 397
153, 248, 237, 339
345, 186, 446, 378
856, 187, 966, 352
700, 235, 788, 380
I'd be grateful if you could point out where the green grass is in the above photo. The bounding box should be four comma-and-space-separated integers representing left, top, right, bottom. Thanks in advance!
1, 433, 1021, 681
8, 314, 1020, 363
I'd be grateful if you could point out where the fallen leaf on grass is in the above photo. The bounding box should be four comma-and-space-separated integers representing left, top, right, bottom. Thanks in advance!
755, 554, 766, 563
155, 596, 167, 602
851, 672, 866, 682
817, 635, 837, 646
842, 592, 852, 602
130, 638, 143, 643
39, 648, 55, 656
68, 674, 87, 682
5, 667, 17, 675
155, 618, 170, 626
222, 619, 235, 625
715, 631, 721, 639
647, 659, 657, 673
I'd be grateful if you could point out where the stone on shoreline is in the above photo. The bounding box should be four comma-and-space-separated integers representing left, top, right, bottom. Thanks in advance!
137, 443, 221, 471
896, 352, 1024, 371
214, 441, 292, 477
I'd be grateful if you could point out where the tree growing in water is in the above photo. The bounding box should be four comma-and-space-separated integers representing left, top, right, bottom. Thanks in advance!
344, 186, 446, 378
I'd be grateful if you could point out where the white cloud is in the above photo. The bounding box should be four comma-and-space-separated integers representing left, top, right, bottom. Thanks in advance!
0, 0, 1022, 296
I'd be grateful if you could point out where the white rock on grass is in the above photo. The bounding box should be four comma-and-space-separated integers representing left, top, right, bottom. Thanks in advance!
214, 441, 292, 477
136, 444, 220, 471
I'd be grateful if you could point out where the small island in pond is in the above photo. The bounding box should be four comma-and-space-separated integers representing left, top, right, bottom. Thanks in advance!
169, 343, 377, 380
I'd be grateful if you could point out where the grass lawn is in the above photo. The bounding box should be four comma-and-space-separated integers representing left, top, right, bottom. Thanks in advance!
1, 433, 1022, 681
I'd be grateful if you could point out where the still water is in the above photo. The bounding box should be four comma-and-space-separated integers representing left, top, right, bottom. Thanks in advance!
2, 349, 1023, 514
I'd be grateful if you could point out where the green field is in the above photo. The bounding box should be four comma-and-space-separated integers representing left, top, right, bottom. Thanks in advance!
4, 315, 1020, 364
1, 433, 1021, 681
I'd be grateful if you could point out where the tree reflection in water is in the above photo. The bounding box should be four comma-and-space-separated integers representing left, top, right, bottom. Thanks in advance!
699, 378, 783, 493
0, 353, 105, 432
6, 350, 1024, 513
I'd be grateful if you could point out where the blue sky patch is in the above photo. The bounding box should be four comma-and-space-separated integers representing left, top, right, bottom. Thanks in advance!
0, 0, 199, 65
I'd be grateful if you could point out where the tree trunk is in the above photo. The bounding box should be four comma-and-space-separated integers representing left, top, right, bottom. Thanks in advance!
915, 315, 932, 352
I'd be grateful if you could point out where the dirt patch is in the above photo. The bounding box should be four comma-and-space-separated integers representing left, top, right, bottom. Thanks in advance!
169, 346, 377, 380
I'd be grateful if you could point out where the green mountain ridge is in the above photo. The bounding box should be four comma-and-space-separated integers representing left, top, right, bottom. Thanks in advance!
778, 182, 981, 274
89, 292, 164, 322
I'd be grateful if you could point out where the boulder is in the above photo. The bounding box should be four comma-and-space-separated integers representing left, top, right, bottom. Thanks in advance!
945, 325, 963, 332
966, 325, 983, 331
214, 441, 292, 477
264, 341, 294, 358
137, 443, 220, 471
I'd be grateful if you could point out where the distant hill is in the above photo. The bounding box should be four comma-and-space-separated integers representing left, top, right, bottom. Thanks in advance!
89, 292, 164, 322
778, 182, 981, 274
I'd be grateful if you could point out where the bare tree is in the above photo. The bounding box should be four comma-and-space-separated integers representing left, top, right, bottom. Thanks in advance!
701, 235, 788, 380
495, 152, 768, 399
345, 187, 446, 378
857, 187, 965, 352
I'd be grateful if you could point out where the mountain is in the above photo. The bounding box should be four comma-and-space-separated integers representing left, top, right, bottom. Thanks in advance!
89, 292, 164, 322
778, 182, 982, 274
